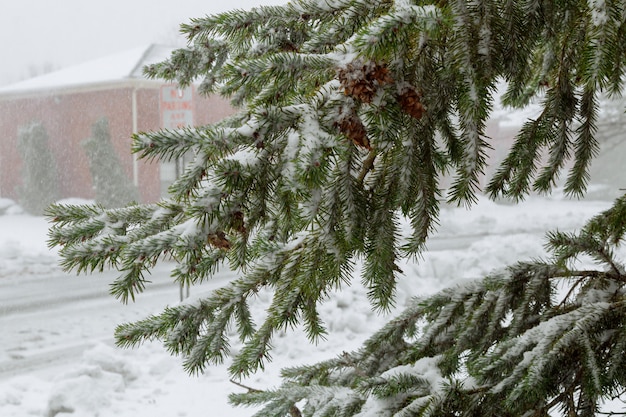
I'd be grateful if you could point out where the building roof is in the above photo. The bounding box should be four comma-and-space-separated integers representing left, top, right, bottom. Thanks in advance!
0, 44, 175, 96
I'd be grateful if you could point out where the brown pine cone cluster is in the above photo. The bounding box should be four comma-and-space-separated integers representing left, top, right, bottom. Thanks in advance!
335, 60, 425, 149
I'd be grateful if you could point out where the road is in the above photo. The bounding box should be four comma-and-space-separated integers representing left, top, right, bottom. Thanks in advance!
0, 263, 229, 381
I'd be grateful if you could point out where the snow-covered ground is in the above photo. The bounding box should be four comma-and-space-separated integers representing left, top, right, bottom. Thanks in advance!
0, 193, 619, 416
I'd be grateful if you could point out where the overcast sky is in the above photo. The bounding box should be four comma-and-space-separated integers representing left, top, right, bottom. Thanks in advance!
0, 0, 285, 86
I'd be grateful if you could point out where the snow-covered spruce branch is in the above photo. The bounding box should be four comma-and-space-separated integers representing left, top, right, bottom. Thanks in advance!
239, 249, 626, 416
546, 193, 626, 277
143, 39, 230, 94
131, 121, 240, 164
230, 199, 626, 414
47, 203, 170, 273
142, 0, 614, 202
114, 231, 355, 376
46, 0, 626, 413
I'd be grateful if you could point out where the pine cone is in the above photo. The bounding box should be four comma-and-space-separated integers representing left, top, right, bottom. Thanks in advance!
337, 61, 393, 103
370, 64, 393, 85
397, 86, 425, 119
335, 110, 370, 150
208, 231, 231, 249
231, 211, 246, 234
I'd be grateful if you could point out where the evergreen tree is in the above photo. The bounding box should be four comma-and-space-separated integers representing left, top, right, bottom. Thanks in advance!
47, 0, 626, 415
17, 121, 59, 215
82, 117, 140, 208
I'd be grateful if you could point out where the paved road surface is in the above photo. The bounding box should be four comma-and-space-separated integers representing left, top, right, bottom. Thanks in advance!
0, 263, 229, 381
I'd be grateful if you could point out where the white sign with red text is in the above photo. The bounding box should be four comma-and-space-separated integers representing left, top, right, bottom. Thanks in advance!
160, 85, 194, 129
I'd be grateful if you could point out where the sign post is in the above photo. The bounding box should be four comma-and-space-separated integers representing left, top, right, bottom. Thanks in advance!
160, 84, 194, 301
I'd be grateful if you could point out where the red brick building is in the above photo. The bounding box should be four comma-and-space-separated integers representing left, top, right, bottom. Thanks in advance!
0, 44, 234, 203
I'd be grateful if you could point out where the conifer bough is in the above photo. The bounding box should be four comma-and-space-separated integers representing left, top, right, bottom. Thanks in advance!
47, 0, 626, 415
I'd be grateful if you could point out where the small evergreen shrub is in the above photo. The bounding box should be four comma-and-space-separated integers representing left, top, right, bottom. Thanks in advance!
17, 121, 59, 215
82, 117, 139, 208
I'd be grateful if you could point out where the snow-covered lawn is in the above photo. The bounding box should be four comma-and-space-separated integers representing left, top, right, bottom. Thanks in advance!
0, 195, 617, 416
